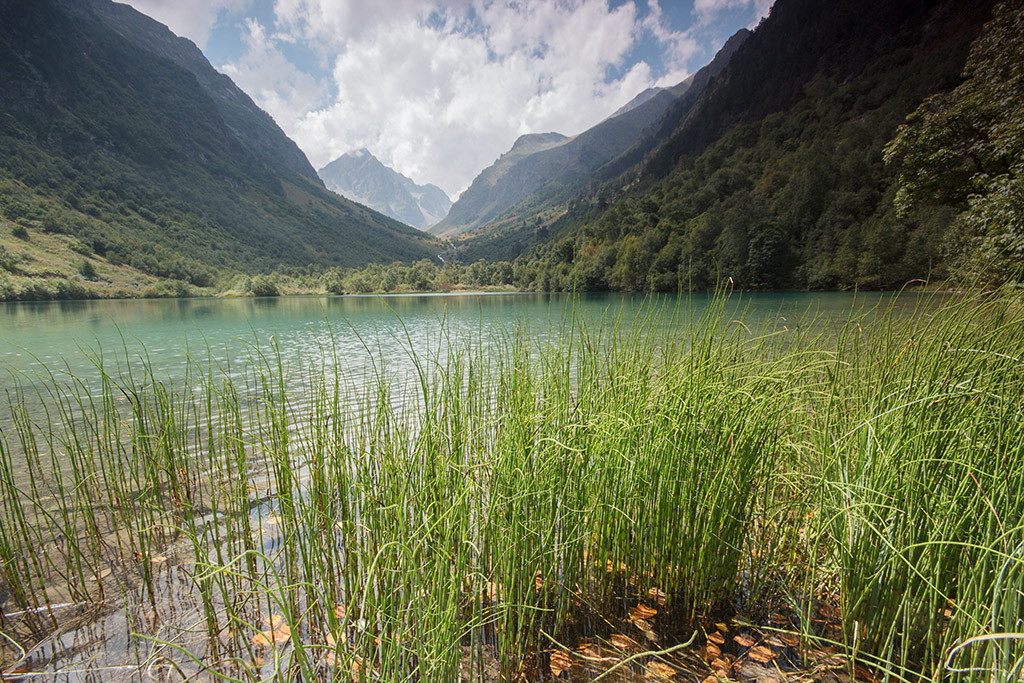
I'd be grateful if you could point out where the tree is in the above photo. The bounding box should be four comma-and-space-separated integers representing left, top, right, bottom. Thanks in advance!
885, 0, 1024, 285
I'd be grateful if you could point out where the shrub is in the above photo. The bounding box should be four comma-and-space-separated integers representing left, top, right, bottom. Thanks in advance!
11, 225, 28, 239
247, 275, 280, 297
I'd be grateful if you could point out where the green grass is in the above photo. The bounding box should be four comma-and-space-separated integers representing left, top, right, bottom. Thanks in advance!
0, 288, 1022, 681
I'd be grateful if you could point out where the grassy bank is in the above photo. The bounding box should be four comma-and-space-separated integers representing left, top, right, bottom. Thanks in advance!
0, 288, 1022, 681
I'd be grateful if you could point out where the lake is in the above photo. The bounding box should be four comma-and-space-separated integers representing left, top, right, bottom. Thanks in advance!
0, 291, 907, 395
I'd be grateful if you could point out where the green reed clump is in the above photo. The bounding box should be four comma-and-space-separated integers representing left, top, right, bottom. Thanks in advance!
794, 290, 1024, 681
1, 288, 1022, 682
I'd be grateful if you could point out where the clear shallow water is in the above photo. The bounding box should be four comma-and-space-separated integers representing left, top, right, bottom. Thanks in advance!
0, 291, 919, 391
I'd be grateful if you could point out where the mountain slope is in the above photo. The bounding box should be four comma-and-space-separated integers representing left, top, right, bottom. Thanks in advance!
431, 28, 749, 240
0, 0, 435, 298
469, 0, 996, 291
319, 150, 452, 230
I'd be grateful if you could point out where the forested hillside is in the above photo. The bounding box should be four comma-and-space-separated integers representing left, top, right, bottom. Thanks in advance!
0, 0, 436, 300
462, 0, 1000, 292
435, 29, 748, 242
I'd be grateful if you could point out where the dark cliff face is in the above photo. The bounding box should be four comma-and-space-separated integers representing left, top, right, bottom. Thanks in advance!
459, 0, 998, 289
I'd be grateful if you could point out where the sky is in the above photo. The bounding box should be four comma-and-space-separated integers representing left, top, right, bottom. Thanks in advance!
121, 0, 773, 199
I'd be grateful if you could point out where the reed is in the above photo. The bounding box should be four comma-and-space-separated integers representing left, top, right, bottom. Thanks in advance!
0, 287, 1021, 682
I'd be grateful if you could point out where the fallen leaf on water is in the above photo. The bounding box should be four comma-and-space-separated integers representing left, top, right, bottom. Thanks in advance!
763, 635, 784, 648
715, 622, 729, 633
708, 631, 726, 645
747, 645, 776, 664
645, 661, 677, 679
253, 616, 291, 646
610, 633, 640, 651
90, 568, 111, 582
550, 649, 572, 677
334, 604, 347, 619
711, 657, 731, 675
643, 629, 658, 643
647, 587, 668, 605
630, 604, 658, 622
634, 618, 653, 632
701, 675, 719, 683
704, 643, 722, 660
535, 570, 544, 591
150, 555, 168, 563
733, 634, 755, 648
778, 632, 800, 648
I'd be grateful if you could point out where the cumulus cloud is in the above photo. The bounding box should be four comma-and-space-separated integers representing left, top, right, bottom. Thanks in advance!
270, 0, 703, 197
122, 0, 248, 47
123, 0, 771, 199
694, 0, 772, 26
221, 18, 326, 127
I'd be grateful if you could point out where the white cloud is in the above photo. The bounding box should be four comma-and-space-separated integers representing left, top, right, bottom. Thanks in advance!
121, 0, 248, 47
220, 18, 326, 126
277, 0, 703, 197
693, 0, 771, 26
122, 0, 770, 199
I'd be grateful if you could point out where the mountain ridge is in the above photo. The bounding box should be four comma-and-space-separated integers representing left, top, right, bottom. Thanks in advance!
0, 0, 436, 299
318, 149, 451, 230
433, 27, 750, 246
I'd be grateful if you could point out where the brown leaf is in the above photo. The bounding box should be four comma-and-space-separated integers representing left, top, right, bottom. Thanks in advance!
711, 658, 731, 675
630, 604, 658, 622
550, 649, 572, 677
702, 676, 720, 683
708, 631, 726, 645
610, 633, 640, 651
645, 661, 677, 679
705, 643, 722, 660
715, 622, 729, 633
535, 570, 544, 591
634, 618, 653, 632
778, 632, 800, 648
647, 587, 668, 605
643, 629, 658, 643
733, 634, 755, 648
334, 604, 347, 619
748, 645, 775, 664
253, 617, 291, 647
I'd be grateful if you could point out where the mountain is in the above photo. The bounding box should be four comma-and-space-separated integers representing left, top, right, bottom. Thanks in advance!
0, 0, 436, 299
318, 150, 452, 230
430, 29, 749, 240
461, 0, 998, 291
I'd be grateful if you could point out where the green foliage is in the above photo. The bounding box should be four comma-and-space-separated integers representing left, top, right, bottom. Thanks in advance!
10, 225, 28, 239
0, 0, 436, 298
246, 274, 280, 297
77, 259, 97, 280
886, 0, 1024, 286
461, 0, 990, 293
